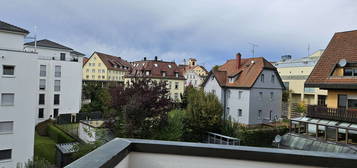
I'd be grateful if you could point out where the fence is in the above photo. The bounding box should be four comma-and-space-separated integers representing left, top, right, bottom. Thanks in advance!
307, 105, 357, 123
206, 132, 240, 146
56, 111, 103, 125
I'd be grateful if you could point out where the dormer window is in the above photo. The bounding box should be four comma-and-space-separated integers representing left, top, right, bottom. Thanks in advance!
168, 65, 172, 68
154, 64, 158, 67
229, 77, 234, 83
162, 71, 166, 77
175, 72, 179, 78
146, 71, 150, 76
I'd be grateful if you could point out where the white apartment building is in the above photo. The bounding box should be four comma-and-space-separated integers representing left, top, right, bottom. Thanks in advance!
203, 53, 285, 125
0, 21, 38, 167
24, 39, 84, 124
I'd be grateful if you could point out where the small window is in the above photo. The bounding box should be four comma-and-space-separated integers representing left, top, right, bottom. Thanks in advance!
1, 93, 14, 106
60, 53, 66, 61
0, 149, 12, 161
260, 74, 264, 82
270, 92, 274, 100
0, 121, 13, 133
53, 109, 59, 118
348, 99, 357, 109
175, 72, 179, 78
146, 71, 150, 76
226, 90, 231, 98
55, 66, 61, 77
39, 79, 46, 90
92, 69, 95, 73
227, 107, 230, 114
238, 91, 243, 99
258, 110, 262, 119
102, 69, 105, 73
154, 64, 158, 67
3, 65, 15, 76
238, 109, 242, 117
54, 80, 61, 91
259, 92, 263, 99
344, 69, 353, 76
40, 65, 46, 77
271, 74, 275, 83
38, 108, 44, 118
162, 71, 166, 77
175, 82, 179, 89
39, 94, 45, 105
168, 65, 172, 68
54, 94, 60, 105
212, 89, 216, 94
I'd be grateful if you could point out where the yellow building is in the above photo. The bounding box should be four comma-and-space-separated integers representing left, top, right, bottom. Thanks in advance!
306, 30, 357, 110
124, 57, 185, 101
274, 50, 327, 118
82, 52, 131, 86
179, 58, 208, 87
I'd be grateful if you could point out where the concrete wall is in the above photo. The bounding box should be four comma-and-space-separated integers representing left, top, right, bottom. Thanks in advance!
0, 31, 25, 50
78, 122, 96, 143
115, 152, 316, 168
0, 49, 37, 167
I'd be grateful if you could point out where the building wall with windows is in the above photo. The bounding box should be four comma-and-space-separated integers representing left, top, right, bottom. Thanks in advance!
82, 53, 108, 81
184, 70, 205, 88
25, 46, 83, 124
0, 32, 37, 167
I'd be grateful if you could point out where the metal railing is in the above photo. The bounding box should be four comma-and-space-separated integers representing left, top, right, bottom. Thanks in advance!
206, 132, 240, 146
307, 105, 357, 123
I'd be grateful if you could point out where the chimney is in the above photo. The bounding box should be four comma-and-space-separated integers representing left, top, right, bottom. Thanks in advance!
144, 57, 147, 61
155, 56, 158, 61
236, 53, 241, 69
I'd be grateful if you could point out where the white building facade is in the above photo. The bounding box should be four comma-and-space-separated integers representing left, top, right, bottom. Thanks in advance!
24, 40, 83, 124
203, 54, 284, 125
0, 21, 37, 167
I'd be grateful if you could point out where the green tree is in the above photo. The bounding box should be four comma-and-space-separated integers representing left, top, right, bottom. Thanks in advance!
154, 109, 185, 141
81, 83, 111, 113
183, 87, 223, 142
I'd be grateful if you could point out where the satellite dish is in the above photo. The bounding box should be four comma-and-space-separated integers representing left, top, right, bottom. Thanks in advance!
274, 135, 282, 143
338, 59, 347, 67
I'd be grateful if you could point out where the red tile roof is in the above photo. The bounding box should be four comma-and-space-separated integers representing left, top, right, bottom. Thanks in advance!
83, 57, 89, 66
88, 52, 132, 71
305, 30, 357, 89
126, 60, 185, 80
178, 64, 208, 76
204, 57, 281, 88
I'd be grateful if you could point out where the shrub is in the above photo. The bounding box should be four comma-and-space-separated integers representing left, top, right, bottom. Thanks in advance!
238, 126, 288, 147
153, 109, 185, 141
35, 120, 54, 136
47, 125, 76, 143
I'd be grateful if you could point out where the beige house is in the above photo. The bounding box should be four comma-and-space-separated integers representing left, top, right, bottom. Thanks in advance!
125, 57, 185, 102
179, 58, 208, 88
273, 50, 327, 118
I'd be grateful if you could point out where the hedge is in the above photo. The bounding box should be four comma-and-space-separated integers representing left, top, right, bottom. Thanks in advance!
237, 126, 289, 147
47, 125, 76, 143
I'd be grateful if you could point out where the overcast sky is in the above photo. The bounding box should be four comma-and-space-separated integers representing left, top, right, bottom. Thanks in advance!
1, 0, 357, 69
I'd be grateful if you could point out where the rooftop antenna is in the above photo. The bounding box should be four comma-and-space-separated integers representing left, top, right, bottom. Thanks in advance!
25, 25, 37, 52
249, 42, 259, 57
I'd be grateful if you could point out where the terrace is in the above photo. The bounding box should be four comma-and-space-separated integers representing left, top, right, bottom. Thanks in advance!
307, 105, 357, 123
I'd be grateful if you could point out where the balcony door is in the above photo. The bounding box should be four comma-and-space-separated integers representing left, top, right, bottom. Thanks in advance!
338, 94, 347, 108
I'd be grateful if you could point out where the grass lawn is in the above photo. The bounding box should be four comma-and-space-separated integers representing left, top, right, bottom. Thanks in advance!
34, 133, 56, 164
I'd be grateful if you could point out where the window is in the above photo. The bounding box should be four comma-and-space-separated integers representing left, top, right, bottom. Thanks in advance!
102, 69, 105, 73
38, 108, 44, 118
92, 69, 95, 73
86, 75, 89, 79
55, 66, 61, 77
40, 65, 46, 77
238, 109, 242, 117
338, 94, 347, 108
86, 69, 89, 73
98, 63, 101, 67
175, 72, 179, 78
0, 149, 12, 161
212, 89, 216, 94
0, 121, 13, 133
348, 99, 357, 109
39, 94, 45, 105
60, 53, 66, 61
102, 75, 105, 79
270, 92, 274, 100
175, 82, 179, 89
39, 79, 46, 90
260, 74, 264, 82
238, 91, 242, 99
162, 71, 166, 77
54, 94, 60, 105
259, 92, 263, 100
271, 74, 275, 83
146, 71, 150, 76
258, 110, 262, 119
92, 75, 95, 79
227, 107, 230, 114
53, 109, 59, 118
227, 90, 231, 98
344, 69, 353, 76
1, 93, 14, 106
3, 65, 15, 75
54, 80, 60, 91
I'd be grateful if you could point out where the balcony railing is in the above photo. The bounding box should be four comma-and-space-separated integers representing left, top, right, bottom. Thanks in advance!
307, 105, 357, 123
